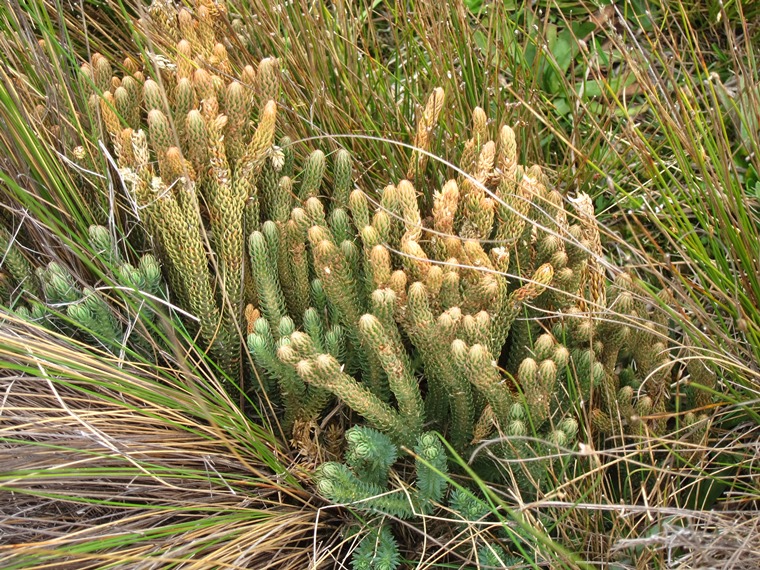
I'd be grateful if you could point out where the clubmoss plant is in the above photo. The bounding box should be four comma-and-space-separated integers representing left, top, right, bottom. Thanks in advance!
314, 426, 449, 569
245, 100, 698, 487
80, 3, 284, 381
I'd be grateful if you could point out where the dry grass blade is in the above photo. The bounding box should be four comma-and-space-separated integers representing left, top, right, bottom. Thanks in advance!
611, 512, 760, 569
0, 319, 334, 569
516, 425, 760, 567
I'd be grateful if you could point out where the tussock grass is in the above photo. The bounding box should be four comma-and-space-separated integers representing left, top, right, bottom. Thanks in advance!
0, 318, 329, 569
